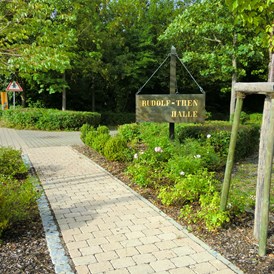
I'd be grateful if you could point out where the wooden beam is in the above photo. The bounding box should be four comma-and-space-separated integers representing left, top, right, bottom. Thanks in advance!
234, 82, 274, 95
220, 93, 244, 211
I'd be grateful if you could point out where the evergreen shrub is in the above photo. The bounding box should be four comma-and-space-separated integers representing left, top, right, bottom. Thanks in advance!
177, 121, 260, 161
92, 134, 111, 154
1, 108, 101, 130
80, 124, 94, 142
103, 135, 132, 162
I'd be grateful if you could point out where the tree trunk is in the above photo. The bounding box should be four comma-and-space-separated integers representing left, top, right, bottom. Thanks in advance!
21, 89, 26, 107
91, 75, 95, 112
62, 73, 66, 111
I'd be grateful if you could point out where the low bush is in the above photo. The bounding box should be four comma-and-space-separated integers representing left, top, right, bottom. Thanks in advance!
117, 123, 140, 142
0, 148, 40, 238
0, 147, 28, 179
103, 135, 133, 162
177, 121, 260, 161
1, 108, 101, 130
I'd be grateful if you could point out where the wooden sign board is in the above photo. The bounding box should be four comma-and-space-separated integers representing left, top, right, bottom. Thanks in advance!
136, 94, 205, 123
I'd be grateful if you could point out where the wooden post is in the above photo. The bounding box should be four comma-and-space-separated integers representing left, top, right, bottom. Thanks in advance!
169, 46, 176, 140
258, 95, 274, 256
254, 97, 273, 239
255, 48, 274, 239
220, 92, 244, 211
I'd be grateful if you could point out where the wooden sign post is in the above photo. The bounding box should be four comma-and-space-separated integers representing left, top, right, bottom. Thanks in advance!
136, 47, 206, 138
221, 82, 274, 256
169, 46, 176, 140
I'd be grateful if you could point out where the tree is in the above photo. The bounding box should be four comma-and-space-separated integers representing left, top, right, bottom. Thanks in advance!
0, 0, 77, 107
159, 0, 268, 119
69, 0, 184, 112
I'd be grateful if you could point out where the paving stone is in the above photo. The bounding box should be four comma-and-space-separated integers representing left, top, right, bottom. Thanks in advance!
88, 261, 114, 273
171, 255, 196, 267
155, 240, 177, 250
127, 263, 155, 274
125, 231, 146, 240
100, 241, 123, 252
79, 245, 103, 256
169, 267, 196, 274
95, 250, 119, 262
73, 255, 97, 266
139, 236, 161, 245
172, 246, 196, 256
136, 244, 160, 254
132, 253, 157, 264
190, 250, 216, 263
107, 269, 130, 274
150, 259, 176, 272
190, 262, 218, 274
66, 240, 89, 251
75, 265, 91, 274
115, 247, 140, 258
111, 257, 136, 269
153, 250, 177, 260
210, 259, 230, 271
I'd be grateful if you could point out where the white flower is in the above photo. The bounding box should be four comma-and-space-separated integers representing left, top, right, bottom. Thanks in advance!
207, 134, 211, 138
154, 147, 163, 153
194, 154, 201, 159
180, 171, 185, 176
134, 153, 138, 159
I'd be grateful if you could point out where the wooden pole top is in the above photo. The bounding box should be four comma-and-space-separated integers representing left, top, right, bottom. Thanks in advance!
234, 82, 274, 95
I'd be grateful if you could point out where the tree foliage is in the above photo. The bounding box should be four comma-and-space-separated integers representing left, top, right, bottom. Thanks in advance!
0, 0, 77, 93
0, 0, 272, 114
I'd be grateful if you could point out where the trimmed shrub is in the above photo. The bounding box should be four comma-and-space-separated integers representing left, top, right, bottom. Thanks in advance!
1, 108, 101, 130
84, 129, 97, 147
117, 123, 140, 142
97, 125, 110, 135
103, 135, 132, 161
0, 147, 40, 237
177, 121, 260, 161
0, 175, 40, 237
0, 147, 28, 179
80, 124, 94, 142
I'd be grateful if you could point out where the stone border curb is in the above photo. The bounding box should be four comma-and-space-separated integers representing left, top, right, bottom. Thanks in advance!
22, 154, 75, 274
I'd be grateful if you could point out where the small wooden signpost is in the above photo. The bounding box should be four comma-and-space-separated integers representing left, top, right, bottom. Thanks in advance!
221, 82, 274, 256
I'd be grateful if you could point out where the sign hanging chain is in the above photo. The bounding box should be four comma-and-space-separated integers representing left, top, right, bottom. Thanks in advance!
137, 52, 205, 95
174, 53, 205, 94
137, 54, 170, 94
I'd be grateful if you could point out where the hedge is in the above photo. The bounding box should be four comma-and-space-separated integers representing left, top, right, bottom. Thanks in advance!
1, 108, 101, 130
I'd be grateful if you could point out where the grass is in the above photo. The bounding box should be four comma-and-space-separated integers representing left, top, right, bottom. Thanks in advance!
231, 155, 274, 212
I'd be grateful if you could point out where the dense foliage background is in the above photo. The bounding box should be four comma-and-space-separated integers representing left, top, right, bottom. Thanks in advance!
0, 0, 273, 118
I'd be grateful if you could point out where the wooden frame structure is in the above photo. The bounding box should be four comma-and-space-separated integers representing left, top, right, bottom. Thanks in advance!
220, 82, 274, 256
